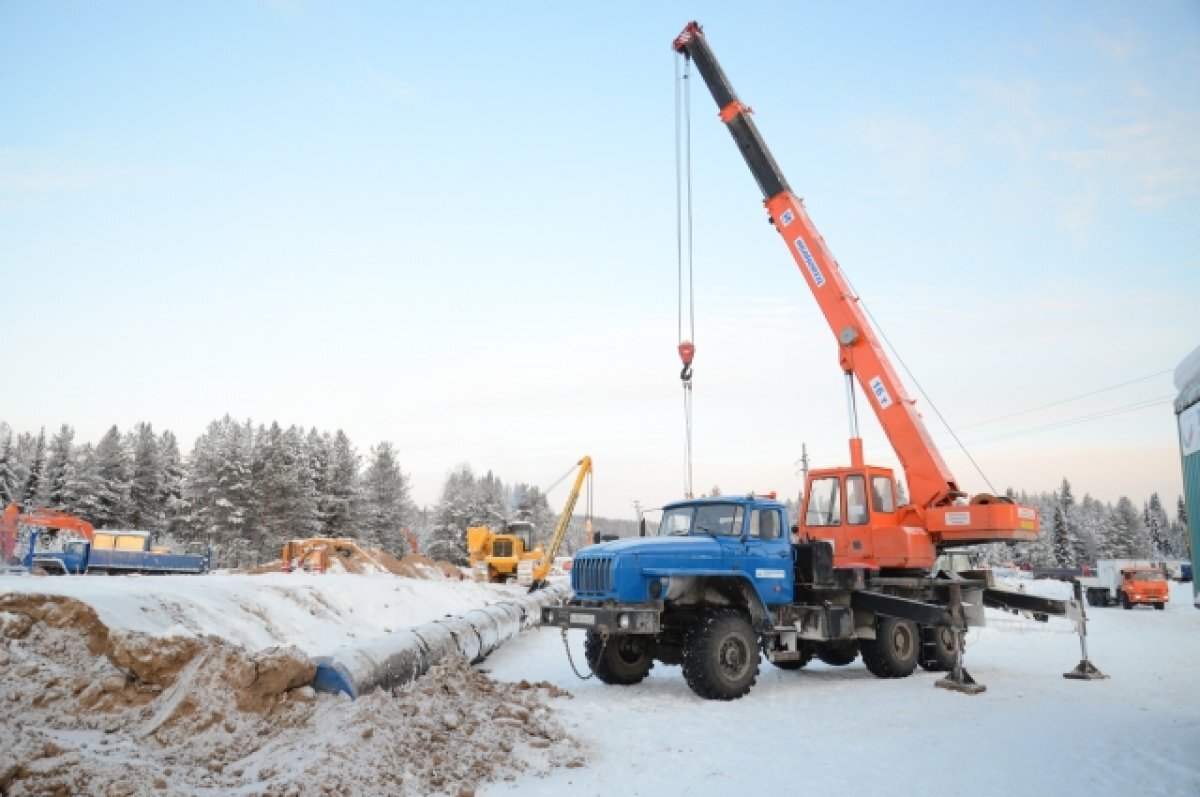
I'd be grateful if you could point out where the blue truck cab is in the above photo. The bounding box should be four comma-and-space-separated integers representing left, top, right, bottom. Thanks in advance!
543, 494, 864, 700
24, 530, 211, 575
571, 495, 795, 614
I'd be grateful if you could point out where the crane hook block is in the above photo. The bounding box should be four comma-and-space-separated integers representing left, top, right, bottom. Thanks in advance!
678, 341, 696, 383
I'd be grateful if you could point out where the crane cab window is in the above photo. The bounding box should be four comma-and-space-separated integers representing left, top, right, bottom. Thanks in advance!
846, 476, 868, 526
805, 477, 842, 527
871, 476, 896, 513
749, 509, 782, 540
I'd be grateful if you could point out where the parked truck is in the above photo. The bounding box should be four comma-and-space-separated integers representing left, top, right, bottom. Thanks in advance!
1080, 560, 1169, 610
24, 529, 210, 575
542, 22, 1098, 700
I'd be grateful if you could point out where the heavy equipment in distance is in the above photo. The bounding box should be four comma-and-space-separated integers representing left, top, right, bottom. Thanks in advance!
469, 456, 594, 588
542, 22, 1101, 699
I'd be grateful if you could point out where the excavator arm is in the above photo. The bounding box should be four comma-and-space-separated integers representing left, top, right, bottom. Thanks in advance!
529, 456, 592, 588
672, 23, 961, 510
2, 502, 96, 563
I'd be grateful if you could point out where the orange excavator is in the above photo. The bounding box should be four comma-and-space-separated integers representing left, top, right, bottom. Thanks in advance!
1, 502, 95, 565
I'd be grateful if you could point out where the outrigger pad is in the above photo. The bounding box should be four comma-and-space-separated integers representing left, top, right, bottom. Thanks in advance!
936, 668, 987, 695
1063, 659, 1108, 681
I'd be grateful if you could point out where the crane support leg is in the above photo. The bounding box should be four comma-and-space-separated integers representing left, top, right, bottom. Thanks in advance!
1062, 581, 1108, 681
935, 584, 986, 695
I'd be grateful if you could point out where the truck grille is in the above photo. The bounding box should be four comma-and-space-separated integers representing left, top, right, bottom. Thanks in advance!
492, 540, 513, 557
572, 555, 614, 597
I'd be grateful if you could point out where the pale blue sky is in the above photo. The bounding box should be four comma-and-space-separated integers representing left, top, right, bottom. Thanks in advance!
3, 2, 1198, 516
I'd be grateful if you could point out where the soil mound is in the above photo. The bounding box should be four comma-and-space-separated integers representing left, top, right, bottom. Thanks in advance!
1, 592, 575, 796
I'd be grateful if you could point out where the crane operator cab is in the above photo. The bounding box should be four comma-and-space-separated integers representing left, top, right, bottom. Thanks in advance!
799, 466, 930, 572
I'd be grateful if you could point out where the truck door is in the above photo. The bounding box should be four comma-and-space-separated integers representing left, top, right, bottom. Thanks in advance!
739, 507, 793, 605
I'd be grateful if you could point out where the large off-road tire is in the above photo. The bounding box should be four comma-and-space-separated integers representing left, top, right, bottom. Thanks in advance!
917, 625, 957, 672
860, 616, 919, 679
584, 630, 654, 686
682, 609, 760, 700
815, 639, 859, 667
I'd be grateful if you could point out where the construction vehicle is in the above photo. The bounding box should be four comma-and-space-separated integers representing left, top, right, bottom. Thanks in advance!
542, 22, 1100, 700
467, 521, 543, 583
24, 529, 210, 574
2, 502, 95, 565
523, 455, 593, 590
1080, 560, 1169, 610
280, 538, 389, 574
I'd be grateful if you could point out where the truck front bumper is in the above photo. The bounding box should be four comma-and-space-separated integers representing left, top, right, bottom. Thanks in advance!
540, 603, 662, 635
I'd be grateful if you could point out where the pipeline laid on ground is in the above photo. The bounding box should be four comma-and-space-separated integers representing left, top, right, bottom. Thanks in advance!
311, 582, 570, 698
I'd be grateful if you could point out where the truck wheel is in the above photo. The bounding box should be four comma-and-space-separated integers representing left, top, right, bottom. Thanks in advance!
1120, 593, 1131, 610
682, 609, 759, 700
861, 616, 919, 679
584, 631, 653, 686
1154, 602, 1165, 611
815, 640, 858, 667
917, 625, 957, 672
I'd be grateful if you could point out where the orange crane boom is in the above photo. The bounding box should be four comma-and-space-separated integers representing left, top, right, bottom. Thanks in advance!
673, 22, 1038, 570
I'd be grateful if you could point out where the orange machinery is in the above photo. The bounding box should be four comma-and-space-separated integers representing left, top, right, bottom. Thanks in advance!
673, 22, 1039, 573
1, 502, 95, 564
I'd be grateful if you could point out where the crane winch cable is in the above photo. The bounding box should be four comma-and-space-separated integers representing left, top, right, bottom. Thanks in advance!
675, 51, 696, 498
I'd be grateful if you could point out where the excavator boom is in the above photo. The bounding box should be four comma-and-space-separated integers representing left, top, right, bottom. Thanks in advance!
2, 502, 95, 563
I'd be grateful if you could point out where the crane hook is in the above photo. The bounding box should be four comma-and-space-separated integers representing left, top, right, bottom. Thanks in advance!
678, 340, 695, 383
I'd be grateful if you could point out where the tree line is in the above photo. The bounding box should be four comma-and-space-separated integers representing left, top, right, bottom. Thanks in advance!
0, 418, 622, 568
992, 478, 1190, 568
0, 421, 1189, 569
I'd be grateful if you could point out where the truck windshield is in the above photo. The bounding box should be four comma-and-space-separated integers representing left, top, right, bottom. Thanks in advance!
1129, 572, 1165, 582
660, 504, 744, 537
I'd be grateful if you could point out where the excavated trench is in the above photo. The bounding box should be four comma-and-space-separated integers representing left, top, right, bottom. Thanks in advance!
0, 589, 580, 796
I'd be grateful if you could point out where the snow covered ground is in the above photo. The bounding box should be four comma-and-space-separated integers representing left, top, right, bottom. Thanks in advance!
2, 571, 1197, 796
487, 579, 1200, 797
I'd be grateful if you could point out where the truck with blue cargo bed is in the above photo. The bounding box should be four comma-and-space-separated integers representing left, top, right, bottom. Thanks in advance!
541, 22, 1101, 698
24, 529, 210, 575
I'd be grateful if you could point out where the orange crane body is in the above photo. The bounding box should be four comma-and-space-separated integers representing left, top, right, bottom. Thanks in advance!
673, 22, 1039, 570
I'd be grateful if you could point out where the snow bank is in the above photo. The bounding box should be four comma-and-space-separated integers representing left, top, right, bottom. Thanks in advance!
0, 571, 534, 656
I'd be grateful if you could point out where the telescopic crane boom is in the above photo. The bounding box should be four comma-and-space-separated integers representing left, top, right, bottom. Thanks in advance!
673, 22, 1038, 570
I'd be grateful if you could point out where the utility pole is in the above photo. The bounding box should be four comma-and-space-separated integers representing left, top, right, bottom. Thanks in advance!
796, 443, 810, 506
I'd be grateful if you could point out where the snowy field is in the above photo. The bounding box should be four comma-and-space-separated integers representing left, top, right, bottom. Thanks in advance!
2, 572, 1197, 796
484, 580, 1200, 797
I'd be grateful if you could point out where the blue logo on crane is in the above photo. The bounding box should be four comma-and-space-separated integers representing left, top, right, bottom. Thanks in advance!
794, 237, 825, 287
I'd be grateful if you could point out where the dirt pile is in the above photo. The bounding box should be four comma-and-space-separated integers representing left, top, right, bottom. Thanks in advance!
0, 594, 577, 796
240, 548, 464, 580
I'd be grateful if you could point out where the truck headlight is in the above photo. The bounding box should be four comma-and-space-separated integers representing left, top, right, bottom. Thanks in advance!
617, 614, 631, 630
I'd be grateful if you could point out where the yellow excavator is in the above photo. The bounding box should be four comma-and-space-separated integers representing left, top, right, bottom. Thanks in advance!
466, 456, 594, 589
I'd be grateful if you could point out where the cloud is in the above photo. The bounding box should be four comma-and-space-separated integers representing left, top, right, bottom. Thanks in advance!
0, 149, 164, 211
369, 70, 414, 102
